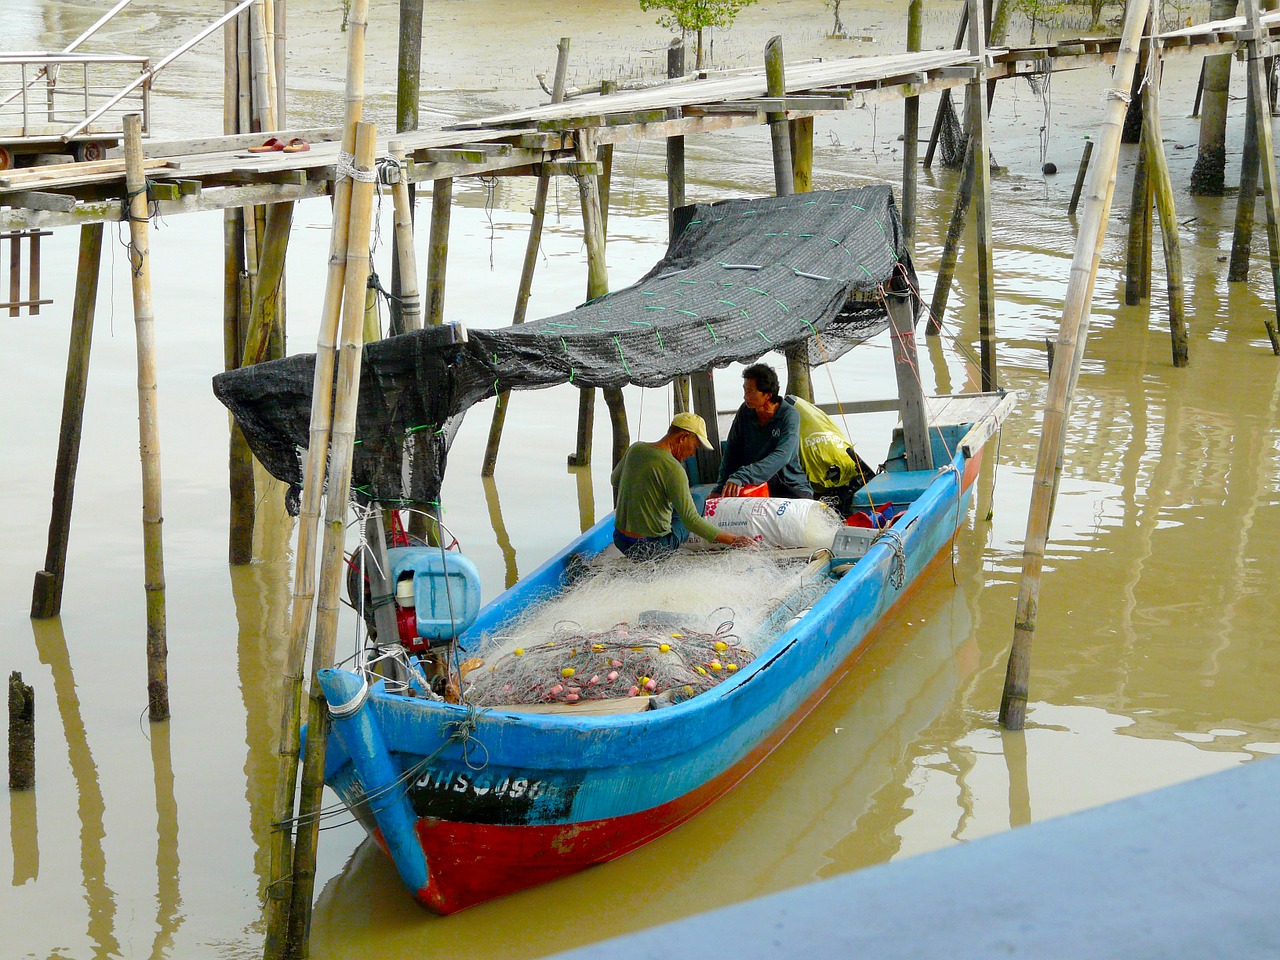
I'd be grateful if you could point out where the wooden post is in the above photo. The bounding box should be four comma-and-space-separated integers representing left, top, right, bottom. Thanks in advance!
263, 1, 369, 954
765, 36, 812, 401
789, 115, 814, 194
236, 8, 251, 134
423, 177, 451, 325
926, 137, 976, 335
966, 0, 997, 392
31, 224, 103, 619
903, 0, 922, 252
1242, 0, 1280, 337
666, 39, 686, 237
390, 0, 423, 332
886, 288, 933, 471
1140, 47, 1188, 367
599, 81, 615, 238
1229, 82, 1261, 283
482, 38, 570, 477
764, 37, 794, 198
8, 672, 34, 791
249, 0, 277, 131
690, 370, 721, 482
287, 119, 379, 956
570, 126, 627, 466
273, 0, 286, 124
1067, 137, 1093, 217
240, 201, 294, 366
665, 39, 692, 413
388, 141, 421, 332
1190, 0, 1238, 195
923, 5, 969, 170
123, 114, 170, 723
1124, 145, 1151, 305
999, 0, 1151, 731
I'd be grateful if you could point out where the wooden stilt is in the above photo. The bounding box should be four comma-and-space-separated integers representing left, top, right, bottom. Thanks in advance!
31, 224, 103, 619
765, 36, 813, 402
273, 0, 286, 124
665, 39, 691, 413
903, 1, 923, 252
887, 290, 933, 471
1141, 56, 1189, 367
123, 113, 169, 724
249, 0, 277, 130
999, 0, 1151, 731
690, 370, 721, 482
263, 1, 369, 953
599, 80, 615, 239
1190, 0, 1238, 195
8, 672, 34, 791
390, 0, 423, 332
1067, 137, 1093, 218
225, 210, 255, 566
288, 119, 379, 957
482, 38, 570, 478
1124, 145, 1151, 306
967, 0, 997, 393
926, 137, 976, 336
423, 177, 451, 325
789, 115, 814, 194
388, 141, 421, 332
570, 127, 627, 466
240, 201, 294, 365
1229, 82, 1260, 283
236, 9, 251, 134
1243, 0, 1280, 338
923, 5, 969, 170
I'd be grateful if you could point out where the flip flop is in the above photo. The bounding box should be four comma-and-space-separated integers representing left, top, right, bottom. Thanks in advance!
247, 137, 286, 153
282, 137, 310, 153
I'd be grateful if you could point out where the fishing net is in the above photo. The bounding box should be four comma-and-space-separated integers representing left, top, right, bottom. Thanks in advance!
463, 550, 831, 707
937, 94, 968, 169
213, 186, 920, 511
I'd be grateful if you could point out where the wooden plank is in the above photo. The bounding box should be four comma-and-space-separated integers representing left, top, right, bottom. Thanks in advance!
489, 696, 653, 716
0, 158, 170, 190
957, 391, 1019, 457
138, 126, 340, 158
2, 191, 76, 212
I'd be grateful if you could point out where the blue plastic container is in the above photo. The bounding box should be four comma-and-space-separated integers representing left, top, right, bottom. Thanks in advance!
387, 547, 482, 641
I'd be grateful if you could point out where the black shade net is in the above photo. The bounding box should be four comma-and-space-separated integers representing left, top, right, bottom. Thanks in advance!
214, 186, 919, 510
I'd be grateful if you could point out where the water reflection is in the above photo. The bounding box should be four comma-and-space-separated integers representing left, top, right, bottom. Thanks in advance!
9, 787, 38, 886
481, 476, 519, 590
147, 720, 183, 960
30, 617, 120, 959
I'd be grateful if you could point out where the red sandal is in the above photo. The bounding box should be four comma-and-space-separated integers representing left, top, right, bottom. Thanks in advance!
282, 137, 310, 153
247, 136, 286, 153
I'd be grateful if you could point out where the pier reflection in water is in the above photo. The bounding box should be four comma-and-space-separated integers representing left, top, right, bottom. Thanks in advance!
3, 12, 1280, 959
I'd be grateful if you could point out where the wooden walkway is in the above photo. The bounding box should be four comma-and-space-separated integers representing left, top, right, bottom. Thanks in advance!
1, 11, 1278, 233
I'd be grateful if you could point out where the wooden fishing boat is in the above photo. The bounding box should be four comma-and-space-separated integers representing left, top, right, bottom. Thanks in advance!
316, 388, 1011, 913
214, 185, 1016, 912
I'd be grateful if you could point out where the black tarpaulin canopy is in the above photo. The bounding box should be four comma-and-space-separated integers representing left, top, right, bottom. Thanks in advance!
214, 186, 919, 507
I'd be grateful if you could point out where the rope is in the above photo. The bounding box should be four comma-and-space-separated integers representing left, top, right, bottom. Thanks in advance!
336, 150, 378, 183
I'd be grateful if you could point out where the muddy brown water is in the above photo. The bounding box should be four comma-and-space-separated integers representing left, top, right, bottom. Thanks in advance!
3, 3, 1279, 958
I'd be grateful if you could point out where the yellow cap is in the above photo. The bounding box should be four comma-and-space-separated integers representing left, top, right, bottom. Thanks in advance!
670, 411, 713, 450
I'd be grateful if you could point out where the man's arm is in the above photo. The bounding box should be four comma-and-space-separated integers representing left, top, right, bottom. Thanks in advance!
724, 404, 802, 487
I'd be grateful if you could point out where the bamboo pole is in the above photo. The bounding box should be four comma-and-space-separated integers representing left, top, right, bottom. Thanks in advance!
789, 115, 813, 194
123, 113, 169, 724
999, 0, 1152, 731
1242, 0, 1280, 335
482, 38, 570, 477
262, 1, 369, 953
765, 36, 812, 402
1141, 54, 1188, 368
287, 119, 378, 957
423, 178, 451, 325
903, 0, 922, 252
261, 0, 278, 128
236, 9, 251, 133
388, 141, 421, 332
274, 0, 286, 124
249, 0, 277, 131
967, 0, 997, 392
31, 224, 103, 619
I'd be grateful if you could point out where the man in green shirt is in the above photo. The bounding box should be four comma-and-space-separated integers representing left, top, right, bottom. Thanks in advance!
610, 412, 754, 560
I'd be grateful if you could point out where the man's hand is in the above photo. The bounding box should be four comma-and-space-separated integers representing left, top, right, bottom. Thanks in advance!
721, 481, 743, 498
715, 532, 756, 548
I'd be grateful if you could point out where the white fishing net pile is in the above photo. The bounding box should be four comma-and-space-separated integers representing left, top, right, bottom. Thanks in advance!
463, 550, 831, 707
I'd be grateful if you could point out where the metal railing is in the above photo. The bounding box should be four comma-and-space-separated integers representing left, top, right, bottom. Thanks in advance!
0, 53, 152, 140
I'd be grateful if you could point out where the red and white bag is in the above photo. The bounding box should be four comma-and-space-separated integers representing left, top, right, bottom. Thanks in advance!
703, 496, 842, 549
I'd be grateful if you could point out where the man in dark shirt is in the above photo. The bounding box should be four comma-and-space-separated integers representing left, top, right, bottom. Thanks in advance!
715, 363, 813, 500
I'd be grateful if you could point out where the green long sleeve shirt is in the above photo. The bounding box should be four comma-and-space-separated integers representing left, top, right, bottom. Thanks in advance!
610, 442, 722, 543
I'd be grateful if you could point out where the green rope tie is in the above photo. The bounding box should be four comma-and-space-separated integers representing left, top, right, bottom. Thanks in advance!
612, 335, 630, 376
704, 321, 719, 343
756, 330, 774, 346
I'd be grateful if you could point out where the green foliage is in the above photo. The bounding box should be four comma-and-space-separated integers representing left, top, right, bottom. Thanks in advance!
638, 0, 757, 34
1012, 0, 1067, 42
